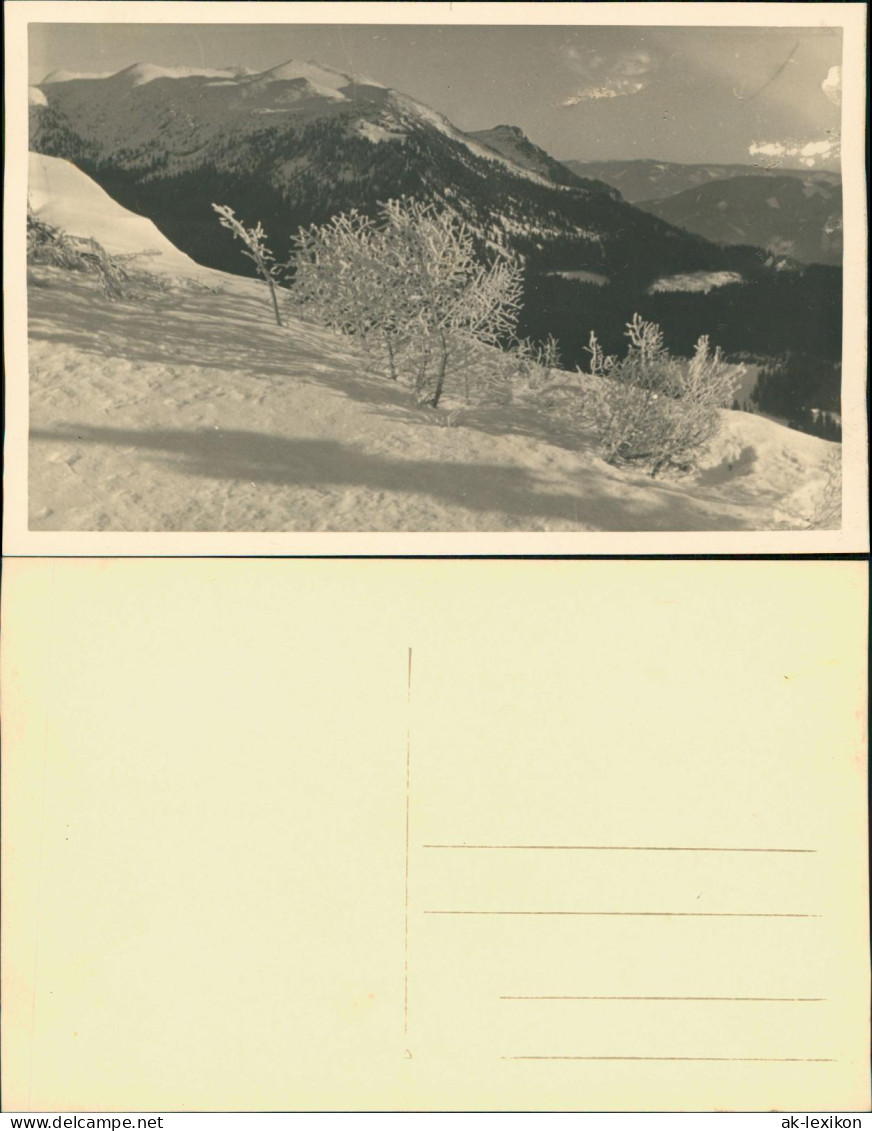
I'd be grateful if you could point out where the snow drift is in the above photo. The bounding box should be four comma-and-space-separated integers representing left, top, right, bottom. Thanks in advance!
28, 153, 214, 277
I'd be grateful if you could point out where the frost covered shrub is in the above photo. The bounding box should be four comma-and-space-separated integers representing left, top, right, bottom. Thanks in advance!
212, 204, 284, 326
288, 198, 523, 408
776, 450, 841, 531
587, 314, 740, 476
27, 207, 168, 300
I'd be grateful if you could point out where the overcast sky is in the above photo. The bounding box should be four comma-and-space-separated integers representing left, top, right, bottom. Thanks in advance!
30, 23, 843, 168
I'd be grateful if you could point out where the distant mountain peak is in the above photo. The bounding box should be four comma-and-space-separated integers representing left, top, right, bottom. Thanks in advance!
253, 59, 355, 88
38, 58, 383, 92
484, 124, 527, 138
468, 124, 612, 191
637, 173, 842, 265
561, 158, 840, 203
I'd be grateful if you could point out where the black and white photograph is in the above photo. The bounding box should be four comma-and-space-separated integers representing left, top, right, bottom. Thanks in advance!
7, 2, 867, 548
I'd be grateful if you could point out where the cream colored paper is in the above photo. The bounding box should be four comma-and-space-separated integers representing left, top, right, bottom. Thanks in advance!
2, 559, 868, 1111
3, 2, 869, 555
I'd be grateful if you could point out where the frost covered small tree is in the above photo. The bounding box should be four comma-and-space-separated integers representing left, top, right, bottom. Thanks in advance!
586, 314, 740, 476
212, 204, 283, 326
288, 198, 523, 407
289, 209, 397, 359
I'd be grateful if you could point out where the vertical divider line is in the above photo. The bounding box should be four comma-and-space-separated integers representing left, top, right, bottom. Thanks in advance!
404, 646, 412, 1040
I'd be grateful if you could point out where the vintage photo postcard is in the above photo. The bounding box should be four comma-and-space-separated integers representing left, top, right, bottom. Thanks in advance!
3, 1, 868, 554
2, 558, 868, 1111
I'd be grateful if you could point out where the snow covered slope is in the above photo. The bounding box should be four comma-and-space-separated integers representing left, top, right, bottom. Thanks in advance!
27, 158, 840, 533
28, 152, 212, 276
26, 266, 842, 532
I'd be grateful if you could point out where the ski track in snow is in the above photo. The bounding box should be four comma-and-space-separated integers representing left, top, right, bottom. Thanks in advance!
28, 265, 839, 533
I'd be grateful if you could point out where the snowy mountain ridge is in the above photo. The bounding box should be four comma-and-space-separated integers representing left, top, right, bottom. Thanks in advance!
468, 125, 592, 190
29, 55, 723, 287
34, 58, 560, 189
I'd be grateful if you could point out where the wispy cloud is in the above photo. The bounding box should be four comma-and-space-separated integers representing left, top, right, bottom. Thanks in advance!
556, 82, 644, 107
749, 135, 841, 168
555, 45, 651, 107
